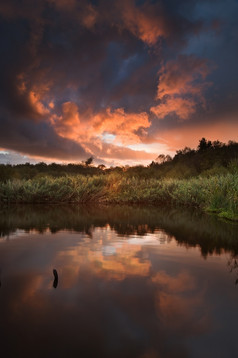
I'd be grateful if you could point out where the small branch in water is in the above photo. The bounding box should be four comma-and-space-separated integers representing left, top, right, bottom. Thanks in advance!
53, 269, 58, 289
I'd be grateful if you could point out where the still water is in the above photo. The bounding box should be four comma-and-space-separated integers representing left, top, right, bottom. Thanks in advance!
0, 205, 238, 358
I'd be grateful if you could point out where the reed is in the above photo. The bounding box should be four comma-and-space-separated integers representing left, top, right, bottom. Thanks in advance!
0, 173, 237, 220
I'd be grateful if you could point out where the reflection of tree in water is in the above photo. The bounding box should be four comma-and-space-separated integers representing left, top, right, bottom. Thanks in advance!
227, 256, 238, 285
0, 204, 237, 257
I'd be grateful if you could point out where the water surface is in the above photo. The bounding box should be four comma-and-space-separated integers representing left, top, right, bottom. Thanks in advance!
0, 205, 238, 358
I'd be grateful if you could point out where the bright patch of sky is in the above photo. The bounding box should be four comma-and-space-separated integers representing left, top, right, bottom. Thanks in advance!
0, 150, 37, 164
101, 132, 116, 143
127, 143, 174, 156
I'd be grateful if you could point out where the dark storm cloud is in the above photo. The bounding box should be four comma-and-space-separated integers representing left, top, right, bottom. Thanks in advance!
0, 0, 237, 163
0, 110, 88, 160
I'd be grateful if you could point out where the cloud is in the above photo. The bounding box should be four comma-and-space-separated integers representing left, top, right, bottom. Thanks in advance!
157, 55, 210, 99
50, 103, 155, 163
151, 97, 196, 121
51, 104, 150, 145
51, 102, 81, 140
115, 0, 203, 46
119, 0, 168, 46
93, 107, 150, 145
0, 0, 237, 163
151, 55, 212, 121
0, 109, 89, 161
0, 150, 38, 165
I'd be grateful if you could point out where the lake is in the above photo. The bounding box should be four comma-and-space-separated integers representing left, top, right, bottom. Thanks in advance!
0, 204, 238, 358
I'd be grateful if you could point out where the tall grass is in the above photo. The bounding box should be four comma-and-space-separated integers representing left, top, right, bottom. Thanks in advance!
0, 173, 237, 220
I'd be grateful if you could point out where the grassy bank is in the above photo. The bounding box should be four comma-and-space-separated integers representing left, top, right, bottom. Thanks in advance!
0, 173, 237, 220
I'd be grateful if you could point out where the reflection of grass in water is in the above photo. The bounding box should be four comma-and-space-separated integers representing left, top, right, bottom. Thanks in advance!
0, 173, 237, 220
0, 204, 238, 257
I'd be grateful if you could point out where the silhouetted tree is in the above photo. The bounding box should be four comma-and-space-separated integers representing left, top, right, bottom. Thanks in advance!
85, 156, 94, 166
198, 138, 212, 151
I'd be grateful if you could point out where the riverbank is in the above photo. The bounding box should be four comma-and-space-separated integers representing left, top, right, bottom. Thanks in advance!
0, 173, 237, 220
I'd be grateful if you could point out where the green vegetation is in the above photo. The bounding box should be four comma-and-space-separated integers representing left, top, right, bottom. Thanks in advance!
1, 138, 238, 181
0, 173, 237, 220
0, 138, 238, 220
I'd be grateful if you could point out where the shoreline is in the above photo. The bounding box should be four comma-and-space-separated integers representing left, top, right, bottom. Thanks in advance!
0, 173, 237, 221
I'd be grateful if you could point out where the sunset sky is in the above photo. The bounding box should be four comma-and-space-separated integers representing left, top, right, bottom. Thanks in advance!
0, 0, 238, 166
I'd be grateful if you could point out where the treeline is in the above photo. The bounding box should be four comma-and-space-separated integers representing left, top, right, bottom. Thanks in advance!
0, 138, 238, 181
128, 138, 238, 178
0, 160, 105, 182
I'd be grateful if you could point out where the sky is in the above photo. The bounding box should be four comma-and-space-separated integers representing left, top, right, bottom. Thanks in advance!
0, 0, 238, 166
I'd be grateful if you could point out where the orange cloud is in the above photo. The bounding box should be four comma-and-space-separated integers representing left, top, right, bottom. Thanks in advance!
51, 102, 81, 139
29, 91, 49, 116
50, 102, 155, 163
16, 74, 53, 118
93, 107, 150, 145
157, 55, 210, 99
120, 1, 168, 45
151, 97, 196, 121
52, 103, 150, 145
151, 55, 212, 121
85, 142, 156, 163
81, 3, 97, 29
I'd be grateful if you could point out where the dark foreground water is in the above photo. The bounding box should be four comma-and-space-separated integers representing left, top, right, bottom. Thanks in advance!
0, 205, 238, 358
